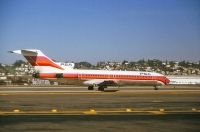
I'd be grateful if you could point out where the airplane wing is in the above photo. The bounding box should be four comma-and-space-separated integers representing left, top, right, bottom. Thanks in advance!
83, 79, 118, 86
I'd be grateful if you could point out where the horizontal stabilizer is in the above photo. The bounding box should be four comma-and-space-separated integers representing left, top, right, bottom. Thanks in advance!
9, 49, 41, 56
8, 50, 22, 54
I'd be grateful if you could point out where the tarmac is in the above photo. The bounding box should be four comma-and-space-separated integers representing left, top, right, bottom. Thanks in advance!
0, 86, 200, 131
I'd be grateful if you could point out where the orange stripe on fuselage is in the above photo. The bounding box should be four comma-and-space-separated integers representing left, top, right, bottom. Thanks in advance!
24, 56, 64, 70
39, 73, 57, 78
79, 74, 168, 84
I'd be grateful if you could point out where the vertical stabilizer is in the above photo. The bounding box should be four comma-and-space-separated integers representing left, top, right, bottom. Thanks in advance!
9, 49, 64, 70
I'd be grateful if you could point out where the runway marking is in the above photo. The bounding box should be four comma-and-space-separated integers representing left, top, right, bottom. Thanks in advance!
126, 108, 132, 112
13, 109, 20, 112
83, 109, 97, 115
148, 111, 165, 115
0, 109, 199, 116
159, 109, 165, 112
192, 108, 197, 111
51, 109, 58, 112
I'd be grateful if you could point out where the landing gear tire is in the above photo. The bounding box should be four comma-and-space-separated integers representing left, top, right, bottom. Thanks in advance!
154, 86, 158, 90
98, 86, 105, 91
88, 86, 94, 90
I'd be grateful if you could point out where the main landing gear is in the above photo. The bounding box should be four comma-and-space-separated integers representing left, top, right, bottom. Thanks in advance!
88, 85, 107, 91
98, 86, 104, 91
154, 85, 158, 90
88, 86, 94, 90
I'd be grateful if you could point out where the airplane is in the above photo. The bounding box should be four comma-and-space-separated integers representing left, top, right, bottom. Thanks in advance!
9, 49, 170, 91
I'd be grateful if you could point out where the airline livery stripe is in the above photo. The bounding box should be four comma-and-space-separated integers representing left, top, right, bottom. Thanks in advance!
24, 56, 64, 70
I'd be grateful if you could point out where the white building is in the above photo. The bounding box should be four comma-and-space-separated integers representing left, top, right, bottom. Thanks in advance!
32, 79, 51, 85
168, 76, 200, 85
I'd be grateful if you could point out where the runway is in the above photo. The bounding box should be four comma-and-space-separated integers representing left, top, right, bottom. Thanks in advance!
1, 85, 200, 93
0, 86, 200, 112
0, 86, 200, 131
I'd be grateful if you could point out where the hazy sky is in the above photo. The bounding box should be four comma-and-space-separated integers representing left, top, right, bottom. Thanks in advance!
0, 0, 200, 64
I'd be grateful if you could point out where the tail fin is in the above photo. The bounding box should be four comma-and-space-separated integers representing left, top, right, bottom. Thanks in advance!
9, 49, 64, 70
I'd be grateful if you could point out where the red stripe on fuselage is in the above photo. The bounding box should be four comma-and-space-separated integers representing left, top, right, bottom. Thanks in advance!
79, 74, 168, 85
24, 56, 64, 70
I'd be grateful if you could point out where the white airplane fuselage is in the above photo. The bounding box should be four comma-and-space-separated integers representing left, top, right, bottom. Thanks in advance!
34, 66, 168, 86
10, 49, 170, 90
